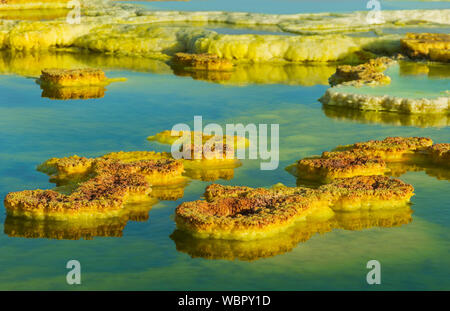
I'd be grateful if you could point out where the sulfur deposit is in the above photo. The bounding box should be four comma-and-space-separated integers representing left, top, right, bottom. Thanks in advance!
175, 176, 414, 240
173, 52, 233, 71
0, 0, 448, 63
328, 57, 394, 87
401, 33, 450, 62
4, 154, 185, 219
171, 207, 412, 261
290, 137, 449, 183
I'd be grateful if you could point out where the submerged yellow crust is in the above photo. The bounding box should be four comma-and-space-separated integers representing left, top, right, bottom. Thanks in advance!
147, 130, 250, 150
175, 175, 414, 240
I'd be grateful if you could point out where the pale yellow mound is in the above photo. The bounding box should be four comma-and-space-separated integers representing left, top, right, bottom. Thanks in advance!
328, 57, 394, 87
147, 130, 249, 149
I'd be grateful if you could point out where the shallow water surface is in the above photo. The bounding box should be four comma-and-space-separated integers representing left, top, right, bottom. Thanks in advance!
0, 50, 449, 290
129, 0, 450, 14
335, 62, 450, 99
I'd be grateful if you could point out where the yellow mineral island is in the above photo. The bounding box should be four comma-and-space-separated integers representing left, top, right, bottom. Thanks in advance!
3, 136, 248, 222
171, 207, 412, 261
174, 176, 414, 240
148, 130, 250, 150
289, 137, 449, 183
328, 57, 394, 87
4, 155, 184, 220
173, 52, 233, 71
36, 68, 126, 99
401, 33, 450, 62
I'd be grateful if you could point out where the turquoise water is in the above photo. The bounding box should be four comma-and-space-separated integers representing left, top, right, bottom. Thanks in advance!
0, 50, 449, 290
129, 0, 450, 14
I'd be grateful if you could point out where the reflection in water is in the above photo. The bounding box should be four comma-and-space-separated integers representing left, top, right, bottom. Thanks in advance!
172, 62, 335, 86
0, 9, 69, 21
399, 61, 450, 79
151, 185, 186, 201
183, 167, 236, 182
322, 105, 450, 128
387, 162, 450, 182
0, 51, 336, 88
0, 51, 172, 78
4, 201, 157, 240
171, 207, 413, 261
39, 83, 106, 100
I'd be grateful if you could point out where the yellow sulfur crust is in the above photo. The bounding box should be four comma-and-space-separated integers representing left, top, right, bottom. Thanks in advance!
103, 149, 241, 181
291, 137, 442, 182
0, 0, 448, 62
40, 68, 107, 86
147, 130, 250, 150
173, 52, 234, 71
171, 207, 412, 261
5, 155, 185, 220
428, 143, 450, 166
38, 68, 127, 87
401, 33, 450, 62
175, 175, 414, 240
328, 57, 394, 87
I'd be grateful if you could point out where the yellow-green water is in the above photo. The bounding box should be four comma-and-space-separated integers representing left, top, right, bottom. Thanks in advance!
0, 49, 448, 290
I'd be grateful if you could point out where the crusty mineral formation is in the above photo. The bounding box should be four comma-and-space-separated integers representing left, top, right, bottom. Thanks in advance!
173, 53, 234, 71
171, 207, 412, 261
401, 33, 450, 62
290, 137, 448, 183
39, 68, 107, 87
5, 155, 184, 219
328, 57, 394, 86
175, 176, 414, 240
